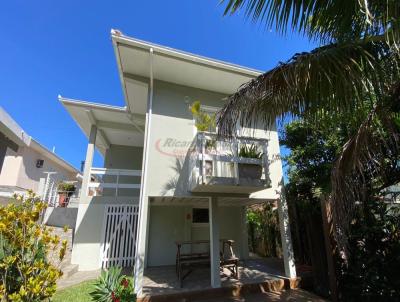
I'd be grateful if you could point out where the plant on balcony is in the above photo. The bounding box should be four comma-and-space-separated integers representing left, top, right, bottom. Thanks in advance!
237, 143, 263, 179
190, 101, 216, 133
57, 182, 76, 207
238, 144, 263, 159
90, 266, 136, 302
191, 101, 217, 176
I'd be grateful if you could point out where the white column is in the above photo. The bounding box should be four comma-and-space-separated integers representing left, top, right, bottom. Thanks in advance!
277, 188, 297, 278
134, 48, 154, 297
81, 124, 97, 197
209, 196, 221, 288
240, 206, 249, 260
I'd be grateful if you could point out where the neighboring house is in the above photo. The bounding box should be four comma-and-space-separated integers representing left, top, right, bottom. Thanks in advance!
60, 30, 296, 297
0, 107, 81, 205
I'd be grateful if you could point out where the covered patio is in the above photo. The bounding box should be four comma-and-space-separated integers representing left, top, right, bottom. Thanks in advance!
136, 194, 297, 298
141, 258, 310, 299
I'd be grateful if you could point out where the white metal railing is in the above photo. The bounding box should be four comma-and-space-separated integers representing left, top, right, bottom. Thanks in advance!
41, 172, 80, 207
191, 132, 271, 187
88, 168, 141, 197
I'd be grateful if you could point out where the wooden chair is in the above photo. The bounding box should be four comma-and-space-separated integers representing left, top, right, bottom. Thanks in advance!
220, 240, 239, 279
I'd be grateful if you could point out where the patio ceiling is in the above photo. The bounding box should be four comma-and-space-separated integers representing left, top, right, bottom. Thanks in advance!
111, 30, 261, 115
150, 196, 276, 206
60, 97, 145, 155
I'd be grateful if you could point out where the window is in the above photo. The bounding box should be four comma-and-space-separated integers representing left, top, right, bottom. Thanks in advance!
36, 159, 44, 168
192, 208, 209, 224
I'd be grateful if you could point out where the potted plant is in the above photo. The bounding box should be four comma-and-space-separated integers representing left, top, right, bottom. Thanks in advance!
57, 182, 76, 207
191, 101, 217, 176
237, 144, 263, 179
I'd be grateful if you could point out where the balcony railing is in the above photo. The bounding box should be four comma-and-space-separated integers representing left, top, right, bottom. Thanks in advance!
88, 168, 141, 197
189, 132, 271, 193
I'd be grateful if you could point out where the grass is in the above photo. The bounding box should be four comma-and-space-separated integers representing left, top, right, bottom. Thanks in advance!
52, 280, 96, 302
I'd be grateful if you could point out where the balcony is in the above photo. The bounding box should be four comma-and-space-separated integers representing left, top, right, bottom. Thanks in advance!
189, 132, 271, 194
88, 168, 141, 197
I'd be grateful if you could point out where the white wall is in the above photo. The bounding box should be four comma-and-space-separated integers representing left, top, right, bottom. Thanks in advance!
0, 147, 22, 187
0, 145, 77, 193
147, 204, 244, 267
144, 80, 283, 199
71, 195, 140, 270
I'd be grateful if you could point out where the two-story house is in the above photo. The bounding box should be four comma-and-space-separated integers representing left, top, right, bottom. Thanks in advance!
61, 30, 296, 299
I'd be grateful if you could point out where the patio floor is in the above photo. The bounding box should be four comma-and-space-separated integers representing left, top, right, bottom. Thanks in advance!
142, 258, 301, 297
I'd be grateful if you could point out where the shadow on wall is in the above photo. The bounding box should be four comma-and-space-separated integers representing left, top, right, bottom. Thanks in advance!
161, 137, 196, 196
43, 207, 78, 229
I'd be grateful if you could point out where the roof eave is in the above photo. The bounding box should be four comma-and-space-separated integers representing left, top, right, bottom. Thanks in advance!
111, 29, 262, 78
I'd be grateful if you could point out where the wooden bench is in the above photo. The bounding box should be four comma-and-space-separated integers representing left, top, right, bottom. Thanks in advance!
175, 240, 210, 287
175, 239, 239, 287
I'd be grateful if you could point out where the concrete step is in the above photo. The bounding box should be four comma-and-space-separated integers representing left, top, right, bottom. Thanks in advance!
57, 270, 101, 290
60, 263, 79, 279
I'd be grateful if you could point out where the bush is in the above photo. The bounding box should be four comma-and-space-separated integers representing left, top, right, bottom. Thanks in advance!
0, 191, 67, 301
90, 267, 136, 302
247, 204, 281, 258
339, 200, 400, 301
57, 182, 76, 193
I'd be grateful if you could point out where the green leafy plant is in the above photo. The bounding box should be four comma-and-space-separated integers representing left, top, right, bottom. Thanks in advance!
238, 144, 263, 159
90, 267, 136, 302
190, 101, 216, 132
0, 191, 67, 301
57, 182, 76, 193
339, 200, 400, 301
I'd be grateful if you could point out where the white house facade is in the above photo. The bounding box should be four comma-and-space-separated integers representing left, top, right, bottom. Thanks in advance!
61, 30, 296, 298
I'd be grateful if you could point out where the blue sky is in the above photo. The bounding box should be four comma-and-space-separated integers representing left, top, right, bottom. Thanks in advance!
0, 0, 316, 170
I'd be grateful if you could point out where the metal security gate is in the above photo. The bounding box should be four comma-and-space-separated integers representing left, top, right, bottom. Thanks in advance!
101, 205, 139, 268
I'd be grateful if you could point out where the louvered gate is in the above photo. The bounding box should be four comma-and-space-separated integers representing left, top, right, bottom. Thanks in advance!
100, 205, 139, 268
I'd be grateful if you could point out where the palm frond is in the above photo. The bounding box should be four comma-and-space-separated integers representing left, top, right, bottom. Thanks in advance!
217, 39, 395, 137
331, 82, 400, 255
221, 0, 400, 46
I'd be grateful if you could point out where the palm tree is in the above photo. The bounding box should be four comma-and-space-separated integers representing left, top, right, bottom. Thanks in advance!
217, 0, 400, 254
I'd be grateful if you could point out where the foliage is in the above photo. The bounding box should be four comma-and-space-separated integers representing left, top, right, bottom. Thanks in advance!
339, 201, 400, 301
281, 119, 347, 205
246, 204, 281, 257
89, 267, 136, 302
57, 182, 76, 193
238, 143, 263, 159
218, 0, 400, 252
52, 280, 95, 302
0, 191, 67, 301
190, 101, 216, 132
281, 111, 400, 298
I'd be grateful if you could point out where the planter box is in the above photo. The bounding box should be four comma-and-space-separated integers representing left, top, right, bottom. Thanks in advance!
238, 163, 262, 179
58, 192, 73, 207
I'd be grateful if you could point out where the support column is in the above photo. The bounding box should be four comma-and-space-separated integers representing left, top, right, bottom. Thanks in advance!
134, 196, 150, 295
240, 206, 249, 260
81, 124, 97, 197
134, 47, 154, 297
277, 188, 297, 279
209, 196, 221, 288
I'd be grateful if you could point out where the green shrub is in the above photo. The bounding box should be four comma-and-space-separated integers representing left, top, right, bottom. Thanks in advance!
339, 200, 400, 301
0, 191, 67, 301
57, 182, 76, 193
90, 267, 136, 302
